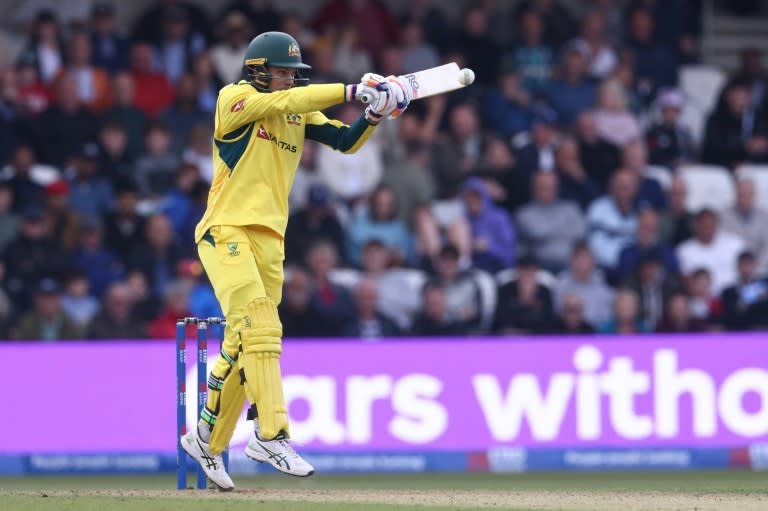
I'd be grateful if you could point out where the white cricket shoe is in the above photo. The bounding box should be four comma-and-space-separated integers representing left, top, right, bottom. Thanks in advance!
244, 423, 314, 477
181, 429, 235, 491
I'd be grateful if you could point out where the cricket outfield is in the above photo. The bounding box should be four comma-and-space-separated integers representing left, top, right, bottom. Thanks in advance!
1, 471, 766, 510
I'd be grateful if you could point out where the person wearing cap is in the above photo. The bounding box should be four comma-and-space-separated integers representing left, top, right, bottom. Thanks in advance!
210, 11, 253, 84
13, 277, 82, 341
64, 142, 113, 219
645, 87, 695, 168
42, 178, 79, 253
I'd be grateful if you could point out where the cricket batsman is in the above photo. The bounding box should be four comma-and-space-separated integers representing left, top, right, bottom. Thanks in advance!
181, 31, 412, 490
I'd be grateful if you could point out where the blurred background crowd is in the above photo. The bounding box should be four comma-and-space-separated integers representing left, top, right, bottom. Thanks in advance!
0, 0, 768, 341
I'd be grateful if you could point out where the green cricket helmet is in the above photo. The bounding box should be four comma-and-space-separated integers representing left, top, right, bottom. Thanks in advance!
244, 31, 311, 91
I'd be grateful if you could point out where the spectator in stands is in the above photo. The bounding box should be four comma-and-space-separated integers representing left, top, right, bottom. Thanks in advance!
0, 67, 22, 164
720, 177, 768, 273
399, 0, 455, 54
625, 249, 684, 330
280, 11, 315, 49
410, 282, 468, 336
14, 54, 52, 116
720, 251, 768, 330
504, 9, 553, 95
148, 278, 193, 339
16, 10, 64, 84
2, 145, 46, 215
279, 266, 321, 338
462, 177, 516, 273
494, 256, 554, 334
103, 180, 146, 264
73, 216, 125, 298
617, 207, 678, 281
546, 39, 597, 126
124, 270, 161, 324
399, 20, 437, 75
347, 184, 415, 268
593, 78, 642, 147
285, 183, 345, 266
210, 11, 252, 85
90, 2, 129, 74
222, 0, 281, 37
516, 170, 585, 273
128, 213, 185, 299
103, 72, 147, 159
659, 175, 693, 246
97, 120, 134, 185
553, 137, 600, 210
152, 6, 207, 85
598, 287, 650, 333
645, 88, 696, 168
554, 241, 614, 328
305, 240, 356, 337
60, 270, 99, 330
177, 259, 221, 323
181, 124, 214, 184
428, 244, 483, 333
14, 277, 81, 341
288, 140, 321, 212
686, 268, 723, 327
57, 30, 112, 113
342, 278, 401, 340
128, 42, 175, 118
306, 37, 346, 84
0, 181, 18, 254
132, 0, 211, 46
655, 291, 710, 333
578, 10, 618, 79
621, 140, 667, 210
333, 24, 374, 83
42, 179, 79, 254
87, 281, 147, 339
625, 7, 679, 101
574, 110, 621, 193
160, 73, 209, 153
63, 142, 114, 220
677, 208, 746, 294
551, 293, 594, 334
514, 0, 576, 49
454, 4, 500, 88
162, 163, 202, 248
730, 47, 767, 112
431, 103, 484, 199
483, 66, 533, 140
702, 78, 768, 168
191, 50, 222, 114
39, 73, 100, 167
587, 168, 639, 271
135, 121, 180, 198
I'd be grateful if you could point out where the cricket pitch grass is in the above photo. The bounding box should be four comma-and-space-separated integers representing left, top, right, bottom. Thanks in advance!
1, 471, 766, 510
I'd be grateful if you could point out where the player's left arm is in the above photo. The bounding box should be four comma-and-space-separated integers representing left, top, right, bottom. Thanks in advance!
304, 111, 376, 154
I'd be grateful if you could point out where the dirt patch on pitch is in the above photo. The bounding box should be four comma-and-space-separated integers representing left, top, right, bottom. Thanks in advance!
8, 488, 768, 510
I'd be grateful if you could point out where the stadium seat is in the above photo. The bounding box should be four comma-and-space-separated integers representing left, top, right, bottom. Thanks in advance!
679, 65, 726, 114
495, 268, 556, 288
644, 164, 673, 190
328, 268, 362, 290
735, 164, 768, 210
471, 269, 497, 333
677, 164, 735, 212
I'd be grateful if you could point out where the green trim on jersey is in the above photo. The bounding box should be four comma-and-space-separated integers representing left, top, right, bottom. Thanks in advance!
304, 115, 373, 153
215, 122, 255, 173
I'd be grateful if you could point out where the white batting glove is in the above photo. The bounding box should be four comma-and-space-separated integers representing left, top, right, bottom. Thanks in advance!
384, 75, 413, 119
345, 73, 392, 124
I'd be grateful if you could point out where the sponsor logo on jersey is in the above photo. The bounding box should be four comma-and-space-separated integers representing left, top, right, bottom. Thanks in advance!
227, 242, 240, 257
256, 124, 297, 152
231, 99, 245, 113
286, 113, 302, 126
288, 43, 300, 57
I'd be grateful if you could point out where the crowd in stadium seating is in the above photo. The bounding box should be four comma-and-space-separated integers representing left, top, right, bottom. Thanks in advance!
0, 0, 767, 341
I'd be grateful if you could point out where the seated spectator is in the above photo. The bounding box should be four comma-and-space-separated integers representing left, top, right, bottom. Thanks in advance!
347, 185, 415, 267
453, 5, 500, 87
63, 143, 114, 220
483, 67, 533, 139
90, 3, 129, 73
148, 279, 193, 339
702, 78, 768, 168
162, 164, 202, 246
335, 23, 375, 81
191, 50, 221, 114
720, 177, 768, 273
342, 278, 401, 340
551, 293, 594, 334
431, 103, 484, 199
123, 270, 162, 324
97, 120, 135, 185
128, 42, 175, 118
720, 251, 768, 331
428, 244, 483, 333
593, 78, 641, 147
617, 208, 678, 281
621, 140, 667, 210
494, 256, 554, 334
578, 10, 618, 79
553, 241, 613, 328
513, 0, 576, 48
0, 181, 18, 254
517, 107, 559, 177
56, 30, 112, 113
60, 270, 100, 330
516, 171, 585, 273
103, 72, 147, 159
160, 73, 209, 153
210, 11, 252, 84
645, 88, 696, 168
503, 9, 553, 95
41, 179, 77, 255
655, 291, 711, 333
624, 250, 684, 330
279, 267, 322, 339
13, 278, 82, 341
134, 121, 180, 199
285, 183, 345, 266
128, 213, 185, 299
574, 110, 621, 193
677, 208, 746, 295
659, 175, 693, 247
546, 39, 597, 126
104, 180, 147, 264
597, 288, 651, 334
72, 216, 125, 298
87, 281, 147, 339
306, 240, 356, 337
625, 8, 678, 99
586, 169, 639, 271
686, 268, 724, 327
1, 145, 49, 214
15, 55, 52, 115
182, 123, 214, 183
461, 177, 516, 273
553, 137, 600, 210
410, 282, 470, 336
16, 10, 64, 85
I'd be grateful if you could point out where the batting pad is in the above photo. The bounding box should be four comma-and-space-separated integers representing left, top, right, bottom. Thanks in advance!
206, 350, 246, 455
239, 297, 289, 440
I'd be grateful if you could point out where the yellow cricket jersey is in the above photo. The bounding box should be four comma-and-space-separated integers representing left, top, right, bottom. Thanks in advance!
194, 81, 377, 242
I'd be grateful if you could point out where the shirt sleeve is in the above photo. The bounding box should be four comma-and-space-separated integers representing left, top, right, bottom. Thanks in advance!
304, 110, 377, 154
217, 82, 346, 136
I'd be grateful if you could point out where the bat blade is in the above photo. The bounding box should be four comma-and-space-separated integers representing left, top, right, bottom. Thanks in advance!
358, 62, 467, 104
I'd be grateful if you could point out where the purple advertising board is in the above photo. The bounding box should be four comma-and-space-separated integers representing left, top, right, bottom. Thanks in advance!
2, 334, 767, 456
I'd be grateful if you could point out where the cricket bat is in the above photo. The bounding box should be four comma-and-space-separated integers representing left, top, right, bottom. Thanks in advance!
359, 62, 475, 104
